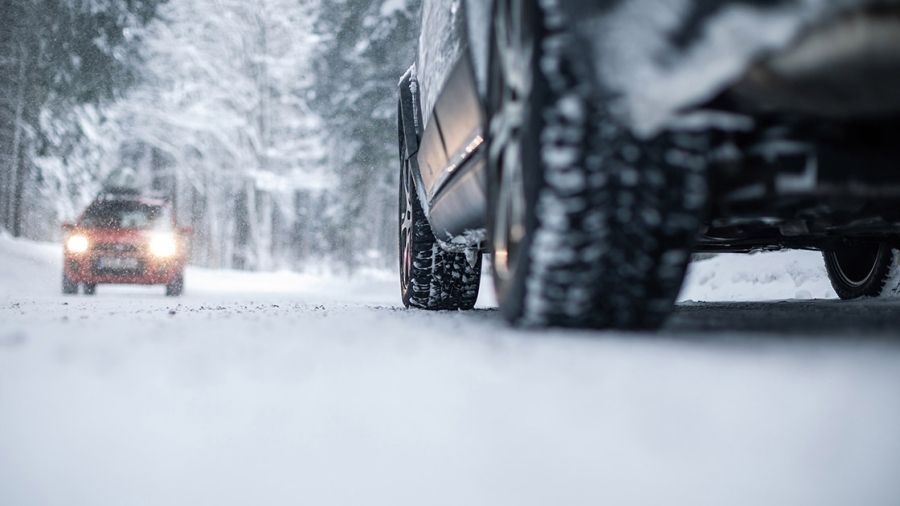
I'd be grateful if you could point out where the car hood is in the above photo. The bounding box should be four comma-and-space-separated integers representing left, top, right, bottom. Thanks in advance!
76, 228, 158, 246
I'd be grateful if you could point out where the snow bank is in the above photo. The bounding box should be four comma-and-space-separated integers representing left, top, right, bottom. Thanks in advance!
0, 234, 64, 297
680, 250, 837, 302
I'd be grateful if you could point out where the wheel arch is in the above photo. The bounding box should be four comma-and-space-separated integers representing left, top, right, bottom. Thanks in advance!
398, 67, 421, 161
397, 66, 433, 225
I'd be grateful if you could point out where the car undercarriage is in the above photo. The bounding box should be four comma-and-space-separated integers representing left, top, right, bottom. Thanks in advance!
695, 4, 900, 253
698, 115, 900, 253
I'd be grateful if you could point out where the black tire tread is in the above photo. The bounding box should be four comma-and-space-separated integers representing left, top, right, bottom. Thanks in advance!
491, 0, 706, 328
166, 273, 185, 297
62, 275, 78, 295
401, 165, 481, 311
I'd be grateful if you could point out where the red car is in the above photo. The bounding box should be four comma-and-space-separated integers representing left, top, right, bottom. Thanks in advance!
62, 190, 190, 296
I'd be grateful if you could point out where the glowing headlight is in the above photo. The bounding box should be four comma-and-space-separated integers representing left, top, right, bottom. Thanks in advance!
66, 234, 90, 254
149, 234, 178, 258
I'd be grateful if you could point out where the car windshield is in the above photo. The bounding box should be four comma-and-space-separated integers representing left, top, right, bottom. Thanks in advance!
79, 201, 171, 230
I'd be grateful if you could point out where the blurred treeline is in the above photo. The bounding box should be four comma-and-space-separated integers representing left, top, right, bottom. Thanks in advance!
0, 0, 163, 239
0, 0, 421, 271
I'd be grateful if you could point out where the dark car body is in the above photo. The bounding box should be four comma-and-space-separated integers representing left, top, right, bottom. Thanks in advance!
402, 0, 900, 247
63, 191, 189, 293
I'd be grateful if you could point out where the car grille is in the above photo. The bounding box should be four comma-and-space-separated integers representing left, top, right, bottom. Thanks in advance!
93, 242, 140, 253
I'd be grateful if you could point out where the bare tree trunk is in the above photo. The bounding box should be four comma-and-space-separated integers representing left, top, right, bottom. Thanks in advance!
252, 6, 269, 271
8, 43, 27, 236
244, 179, 259, 270
0, 126, 9, 231
206, 172, 222, 268
190, 184, 205, 266
257, 189, 273, 270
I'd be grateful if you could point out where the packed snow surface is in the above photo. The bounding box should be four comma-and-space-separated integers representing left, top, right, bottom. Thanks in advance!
2, 234, 899, 506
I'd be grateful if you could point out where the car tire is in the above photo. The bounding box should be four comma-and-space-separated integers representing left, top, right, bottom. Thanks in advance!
823, 241, 896, 299
399, 158, 482, 310
486, 0, 707, 328
165, 273, 185, 297
62, 275, 78, 295
83, 284, 97, 296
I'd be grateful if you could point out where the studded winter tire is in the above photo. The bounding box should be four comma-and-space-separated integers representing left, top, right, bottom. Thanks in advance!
165, 272, 185, 297
486, 0, 707, 329
62, 274, 78, 295
399, 158, 482, 310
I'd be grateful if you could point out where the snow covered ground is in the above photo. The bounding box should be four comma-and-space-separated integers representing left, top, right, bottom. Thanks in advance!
1, 234, 899, 506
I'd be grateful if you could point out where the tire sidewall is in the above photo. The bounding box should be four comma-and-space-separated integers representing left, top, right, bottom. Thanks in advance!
823, 242, 894, 299
399, 159, 412, 307
487, 0, 548, 323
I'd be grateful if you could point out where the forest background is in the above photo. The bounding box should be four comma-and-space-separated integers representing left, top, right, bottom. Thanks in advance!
0, 0, 421, 271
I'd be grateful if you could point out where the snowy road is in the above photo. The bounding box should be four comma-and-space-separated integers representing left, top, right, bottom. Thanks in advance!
1, 235, 899, 506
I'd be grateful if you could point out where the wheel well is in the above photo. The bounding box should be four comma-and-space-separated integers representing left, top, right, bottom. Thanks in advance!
397, 72, 420, 160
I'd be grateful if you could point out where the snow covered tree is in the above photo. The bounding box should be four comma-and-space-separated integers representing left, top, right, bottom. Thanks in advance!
310, 0, 421, 269
89, 0, 327, 269
2, 0, 423, 273
0, 0, 164, 238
